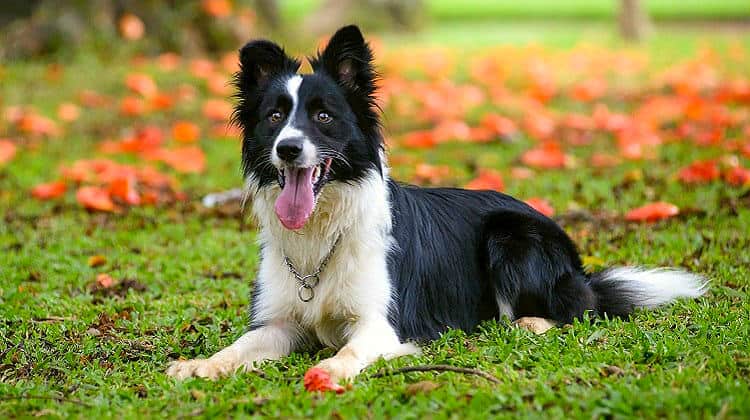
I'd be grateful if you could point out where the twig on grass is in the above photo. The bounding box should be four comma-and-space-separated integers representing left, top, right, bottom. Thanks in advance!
0, 395, 91, 407
371, 364, 500, 384
31, 316, 76, 323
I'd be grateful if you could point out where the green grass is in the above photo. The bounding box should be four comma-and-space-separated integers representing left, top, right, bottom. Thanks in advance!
281, 0, 750, 22
2, 23, 750, 418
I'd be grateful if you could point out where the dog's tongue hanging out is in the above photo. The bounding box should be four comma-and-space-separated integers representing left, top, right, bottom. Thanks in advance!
275, 167, 316, 230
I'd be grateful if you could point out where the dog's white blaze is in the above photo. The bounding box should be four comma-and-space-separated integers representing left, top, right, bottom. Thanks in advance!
271, 75, 317, 168
601, 267, 708, 308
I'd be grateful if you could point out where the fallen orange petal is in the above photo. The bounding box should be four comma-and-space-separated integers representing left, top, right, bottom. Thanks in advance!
525, 197, 555, 217
76, 186, 116, 212
677, 160, 720, 184
303, 367, 345, 394
520, 142, 568, 169
109, 177, 141, 205
0, 139, 17, 165
625, 202, 679, 223
31, 181, 67, 200
723, 166, 750, 187
465, 169, 504, 191
402, 130, 436, 149
96, 273, 115, 288
172, 121, 201, 143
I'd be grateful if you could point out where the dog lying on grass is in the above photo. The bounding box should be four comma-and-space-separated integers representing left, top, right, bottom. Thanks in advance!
167, 25, 707, 384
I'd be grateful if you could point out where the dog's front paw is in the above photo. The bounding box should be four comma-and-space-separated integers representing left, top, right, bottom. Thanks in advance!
313, 355, 361, 384
166, 357, 238, 380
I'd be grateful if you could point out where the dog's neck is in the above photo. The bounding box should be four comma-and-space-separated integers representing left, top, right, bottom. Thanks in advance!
248, 169, 392, 273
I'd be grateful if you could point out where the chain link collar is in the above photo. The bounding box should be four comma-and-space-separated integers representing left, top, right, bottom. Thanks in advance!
283, 235, 342, 302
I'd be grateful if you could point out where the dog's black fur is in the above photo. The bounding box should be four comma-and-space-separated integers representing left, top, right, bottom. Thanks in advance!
233, 25, 703, 343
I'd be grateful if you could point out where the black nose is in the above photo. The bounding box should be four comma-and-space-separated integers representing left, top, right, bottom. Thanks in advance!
276, 138, 304, 162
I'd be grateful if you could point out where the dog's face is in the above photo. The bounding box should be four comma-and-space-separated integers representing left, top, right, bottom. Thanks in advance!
234, 25, 383, 230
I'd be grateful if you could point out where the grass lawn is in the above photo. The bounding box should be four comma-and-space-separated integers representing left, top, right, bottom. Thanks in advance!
281, 0, 750, 22
2, 22, 750, 418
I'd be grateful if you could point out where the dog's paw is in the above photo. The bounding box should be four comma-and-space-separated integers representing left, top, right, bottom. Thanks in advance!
513, 317, 556, 334
166, 357, 238, 380
313, 355, 361, 384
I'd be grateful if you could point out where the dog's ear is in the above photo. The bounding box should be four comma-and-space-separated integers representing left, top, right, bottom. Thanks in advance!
314, 25, 376, 94
237, 40, 300, 90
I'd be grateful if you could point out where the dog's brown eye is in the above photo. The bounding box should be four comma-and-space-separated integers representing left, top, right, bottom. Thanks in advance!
269, 111, 284, 124
315, 111, 332, 124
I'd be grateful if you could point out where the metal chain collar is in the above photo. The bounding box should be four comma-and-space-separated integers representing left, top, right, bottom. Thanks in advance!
283, 235, 342, 302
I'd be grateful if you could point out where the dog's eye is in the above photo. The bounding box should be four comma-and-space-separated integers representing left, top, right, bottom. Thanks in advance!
268, 111, 284, 124
315, 111, 332, 124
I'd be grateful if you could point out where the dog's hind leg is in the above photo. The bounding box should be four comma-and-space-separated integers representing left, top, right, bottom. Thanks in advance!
482, 210, 597, 330
167, 320, 298, 380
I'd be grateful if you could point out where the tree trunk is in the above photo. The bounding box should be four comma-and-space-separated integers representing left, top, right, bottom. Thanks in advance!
619, 0, 651, 41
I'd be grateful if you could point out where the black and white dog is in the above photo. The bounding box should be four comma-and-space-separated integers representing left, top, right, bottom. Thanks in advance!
168, 26, 707, 382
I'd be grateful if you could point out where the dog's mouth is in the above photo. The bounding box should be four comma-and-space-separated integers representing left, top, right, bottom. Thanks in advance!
274, 158, 333, 230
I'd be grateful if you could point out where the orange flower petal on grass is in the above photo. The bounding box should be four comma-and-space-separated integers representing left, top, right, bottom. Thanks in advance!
414, 163, 451, 184
525, 197, 555, 217
480, 113, 518, 139
723, 166, 750, 187
31, 181, 67, 200
0, 140, 17, 165
465, 169, 504, 191
76, 186, 115, 212
521, 142, 569, 169
120, 97, 146, 116
677, 160, 720, 184
303, 367, 345, 394
202, 99, 233, 121
402, 130, 436, 149
625, 202, 679, 222
109, 177, 141, 205
125, 73, 158, 97
146, 147, 206, 173
172, 121, 201, 143
96, 273, 115, 288
57, 103, 81, 122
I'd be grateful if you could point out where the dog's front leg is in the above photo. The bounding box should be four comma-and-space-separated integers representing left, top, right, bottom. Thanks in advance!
167, 321, 297, 380
313, 317, 419, 384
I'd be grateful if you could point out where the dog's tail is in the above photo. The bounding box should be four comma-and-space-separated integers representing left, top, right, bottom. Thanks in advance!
587, 267, 708, 317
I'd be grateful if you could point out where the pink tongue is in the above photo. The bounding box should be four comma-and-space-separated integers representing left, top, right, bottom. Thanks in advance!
275, 167, 316, 230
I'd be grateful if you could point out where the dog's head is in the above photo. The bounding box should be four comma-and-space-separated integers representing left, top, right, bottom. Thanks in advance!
233, 25, 383, 230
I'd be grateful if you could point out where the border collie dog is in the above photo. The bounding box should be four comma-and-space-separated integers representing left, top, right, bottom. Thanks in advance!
168, 26, 707, 382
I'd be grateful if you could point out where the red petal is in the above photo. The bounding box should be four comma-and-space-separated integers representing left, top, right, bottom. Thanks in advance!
303, 367, 345, 394
525, 197, 555, 217
677, 160, 720, 184
465, 169, 504, 191
0, 139, 17, 165
402, 130, 436, 149
76, 186, 115, 212
625, 202, 679, 222
31, 181, 68, 200
109, 177, 141, 205
520, 142, 568, 169
724, 167, 750, 187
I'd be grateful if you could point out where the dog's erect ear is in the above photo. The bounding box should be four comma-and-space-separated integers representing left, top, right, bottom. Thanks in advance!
237, 40, 300, 90
314, 25, 376, 94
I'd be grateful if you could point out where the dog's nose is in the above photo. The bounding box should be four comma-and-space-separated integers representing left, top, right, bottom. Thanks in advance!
276, 138, 304, 162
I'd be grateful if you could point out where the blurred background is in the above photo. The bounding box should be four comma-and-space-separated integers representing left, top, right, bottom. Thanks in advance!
1, 1, 749, 218
2, 0, 748, 59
